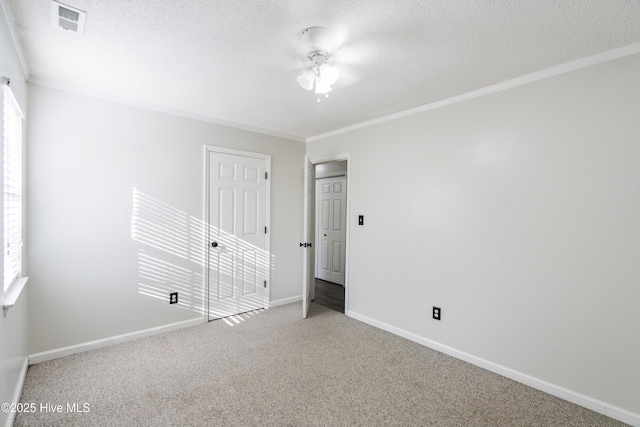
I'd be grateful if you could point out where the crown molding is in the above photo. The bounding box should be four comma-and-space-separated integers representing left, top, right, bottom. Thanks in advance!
307, 42, 640, 143
28, 76, 307, 143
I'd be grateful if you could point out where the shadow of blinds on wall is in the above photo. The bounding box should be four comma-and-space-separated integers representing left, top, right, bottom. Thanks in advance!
3, 78, 24, 293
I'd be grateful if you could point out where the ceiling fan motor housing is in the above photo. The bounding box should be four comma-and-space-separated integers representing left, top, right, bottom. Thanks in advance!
301, 27, 336, 55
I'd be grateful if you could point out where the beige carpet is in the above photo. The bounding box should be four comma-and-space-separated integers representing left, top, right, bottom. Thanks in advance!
16, 302, 627, 426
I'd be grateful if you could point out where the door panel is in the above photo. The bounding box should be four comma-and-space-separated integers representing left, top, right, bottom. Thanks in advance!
322, 199, 330, 228
333, 199, 342, 230
218, 252, 234, 300
320, 241, 329, 270
332, 241, 341, 274
243, 190, 259, 235
208, 150, 267, 320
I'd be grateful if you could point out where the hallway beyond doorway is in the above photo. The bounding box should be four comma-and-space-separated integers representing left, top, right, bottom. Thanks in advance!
314, 279, 345, 313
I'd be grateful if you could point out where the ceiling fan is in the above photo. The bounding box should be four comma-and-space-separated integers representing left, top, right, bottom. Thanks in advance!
295, 26, 378, 103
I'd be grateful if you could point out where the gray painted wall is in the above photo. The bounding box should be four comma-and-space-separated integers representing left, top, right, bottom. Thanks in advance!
308, 53, 640, 420
26, 84, 305, 354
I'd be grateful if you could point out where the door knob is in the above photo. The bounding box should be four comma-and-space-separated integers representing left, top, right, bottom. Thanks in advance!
211, 242, 218, 248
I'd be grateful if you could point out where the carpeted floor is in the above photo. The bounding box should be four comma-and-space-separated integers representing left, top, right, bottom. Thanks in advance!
16, 302, 627, 426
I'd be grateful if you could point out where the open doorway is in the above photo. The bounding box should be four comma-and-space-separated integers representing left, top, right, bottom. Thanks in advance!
313, 161, 347, 313
302, 154, 350, 319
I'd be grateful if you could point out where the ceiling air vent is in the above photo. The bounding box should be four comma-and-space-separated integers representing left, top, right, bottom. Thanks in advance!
51, 1, 86, 35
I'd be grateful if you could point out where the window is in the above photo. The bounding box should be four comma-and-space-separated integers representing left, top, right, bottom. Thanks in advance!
3, 80, 24, 293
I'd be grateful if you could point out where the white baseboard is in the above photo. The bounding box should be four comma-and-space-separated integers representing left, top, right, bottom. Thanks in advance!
347, 310, 640, 427
29, 318, 204, 365
269, 295, 302, 308
4, 357, 28, 427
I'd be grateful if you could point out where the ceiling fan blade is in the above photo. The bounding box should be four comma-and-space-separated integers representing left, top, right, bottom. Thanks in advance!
334, 39, 380, 67
335, 65, 365, 88
331, 22, 352, 50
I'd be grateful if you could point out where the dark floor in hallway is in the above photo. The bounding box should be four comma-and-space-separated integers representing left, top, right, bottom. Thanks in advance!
314, 278, 345, 313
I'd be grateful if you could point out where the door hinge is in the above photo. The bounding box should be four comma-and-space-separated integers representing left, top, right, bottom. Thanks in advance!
265, 172, 268, 179
263, 280, 267, 288
299, 242, 313, 248
265, 226, 267, 234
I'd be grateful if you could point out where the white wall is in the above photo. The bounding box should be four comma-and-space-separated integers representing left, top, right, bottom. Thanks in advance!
308, 53, 640, 422
0, 2, 28, 426
26, 84, 305, 355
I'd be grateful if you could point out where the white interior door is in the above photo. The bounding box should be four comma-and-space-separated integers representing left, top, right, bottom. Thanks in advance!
302, 156, 314, 318
315, 176, 346, 285
208, 149, 268, 320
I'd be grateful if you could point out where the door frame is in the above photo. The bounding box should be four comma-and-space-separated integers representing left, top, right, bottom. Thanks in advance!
306, 153, 351, 315
204, 145, 271, 320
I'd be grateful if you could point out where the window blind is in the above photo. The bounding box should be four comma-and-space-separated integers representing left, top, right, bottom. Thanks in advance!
3, 81, 24, 293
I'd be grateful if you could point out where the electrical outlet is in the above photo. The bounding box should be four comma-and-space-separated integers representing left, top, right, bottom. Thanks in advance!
433, 306, 441, 321
170, 292, 178, 304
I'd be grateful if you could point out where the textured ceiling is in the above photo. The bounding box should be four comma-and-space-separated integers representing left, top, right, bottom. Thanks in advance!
6, 0, 640, 141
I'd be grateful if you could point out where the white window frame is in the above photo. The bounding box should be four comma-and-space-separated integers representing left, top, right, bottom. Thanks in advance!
3, 78, 25, 296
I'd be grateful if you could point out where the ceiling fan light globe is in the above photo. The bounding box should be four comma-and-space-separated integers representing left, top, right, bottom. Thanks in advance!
314, 78, 333, 94
319, 64, 339, 86
296, 68, 315, 91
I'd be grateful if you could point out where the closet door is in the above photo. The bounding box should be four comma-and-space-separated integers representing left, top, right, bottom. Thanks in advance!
315, 176, 346, 285
208, 149, 268, 320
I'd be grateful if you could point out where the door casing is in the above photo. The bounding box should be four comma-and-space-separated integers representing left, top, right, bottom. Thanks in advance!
303, 153, 351, 316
